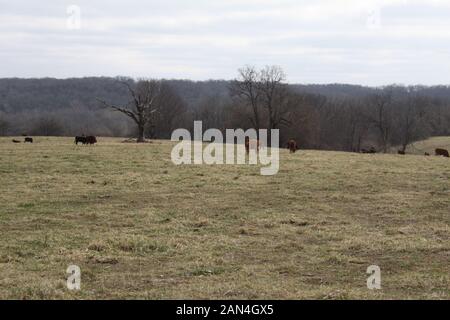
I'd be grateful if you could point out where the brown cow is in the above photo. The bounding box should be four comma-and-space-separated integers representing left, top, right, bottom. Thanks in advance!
85, 136, 97, 145
435, 148, 449, 158
12, 139, 21, 143
245, 137, 259, 153
287, 139, 297, 153
424, 152, 430, 156
398, 150, 406, 155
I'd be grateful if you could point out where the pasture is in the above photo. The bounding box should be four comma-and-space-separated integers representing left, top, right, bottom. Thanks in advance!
0, 137, 449, 299
403, 136, 450, 156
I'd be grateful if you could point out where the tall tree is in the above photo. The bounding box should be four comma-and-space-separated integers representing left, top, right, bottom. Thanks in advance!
346, 100, 369, 152
98, 79, 163, 143
258, 66, 296, 147
146, 82, 187, 139
258, 65, 290, 131
0, 113, 9, 136
230, 66, 262, 132
368, 89, 394, 153
231, 65, 292, 145
30, 116, 65, 136
396, 94, 428, 152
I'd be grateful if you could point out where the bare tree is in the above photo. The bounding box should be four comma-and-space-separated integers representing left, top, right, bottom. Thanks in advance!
258, 66, 291, 131
0, 114, 9, 136
30, 116, 65, 136
346, 100, 369, 152
194, 95, 226, 131
368, 89, 394, 153
98, 79, 161, 142
230, 66, 262, 132
232, 65, 292, 146
396, 94, 428, 152
146, 82, 187, 139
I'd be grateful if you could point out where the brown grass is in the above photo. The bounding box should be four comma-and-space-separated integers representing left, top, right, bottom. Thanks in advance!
0, 136, 448, 299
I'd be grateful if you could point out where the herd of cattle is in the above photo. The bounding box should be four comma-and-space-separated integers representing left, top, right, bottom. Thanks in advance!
244, 137, 298, 153
10, 136, 97, 145
8, 135, 450, 158
396, 147, 449, 157
12, 137, 33, 143
283, 139, 449, 158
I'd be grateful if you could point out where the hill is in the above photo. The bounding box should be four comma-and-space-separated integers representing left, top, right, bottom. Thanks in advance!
1, 78, 450, 153
0, 137, 448, 299
404, 136, 450, 155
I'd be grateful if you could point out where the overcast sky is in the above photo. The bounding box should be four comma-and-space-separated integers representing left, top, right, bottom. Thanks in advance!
1, 0, 450, 85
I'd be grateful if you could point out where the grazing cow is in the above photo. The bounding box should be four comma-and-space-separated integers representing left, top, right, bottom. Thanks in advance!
398, 150, 406, 155
75, 136, 87, 145
245, 136, 259, 153
24, 137, 33, 143
12, 139, 21, 143
424, 152, 430, 156
435, 148, 450, 158
85, 136, 97, 145
287, 139, 297, 153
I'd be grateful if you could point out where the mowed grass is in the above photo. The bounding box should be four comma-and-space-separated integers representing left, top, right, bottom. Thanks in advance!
0, 136, 449, 300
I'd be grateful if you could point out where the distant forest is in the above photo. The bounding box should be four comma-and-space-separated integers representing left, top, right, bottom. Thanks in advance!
1, 75, 450, 152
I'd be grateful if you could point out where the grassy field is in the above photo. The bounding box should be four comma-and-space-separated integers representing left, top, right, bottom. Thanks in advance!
403, 136, 450, 155
0, 136, 449, 299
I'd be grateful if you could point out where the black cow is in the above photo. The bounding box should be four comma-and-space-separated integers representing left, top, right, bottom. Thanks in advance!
75, 136, 87, 145
24, 137, 33, 143
361, 147, 376, 154
435, 148, 450, 158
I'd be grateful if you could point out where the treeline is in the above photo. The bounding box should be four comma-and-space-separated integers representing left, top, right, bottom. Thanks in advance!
0, 73, 450, 152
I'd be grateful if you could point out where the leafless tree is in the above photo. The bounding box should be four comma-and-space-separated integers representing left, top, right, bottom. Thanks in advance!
30, 116, 65, 136
346, 100, 369, 152
230, 66, 262, 131
0, 114, 9, 136
194, 95, 227, 131
146, 82, 187, 139
231, 65, 292, 145
258, 66, 291, 131
396, 94, 428, 152
98, 79, 162, 142
368, 89, 394, 153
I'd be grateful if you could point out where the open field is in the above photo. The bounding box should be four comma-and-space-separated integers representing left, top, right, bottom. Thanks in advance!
0, 136, 449, 299
404, 136, 450, 155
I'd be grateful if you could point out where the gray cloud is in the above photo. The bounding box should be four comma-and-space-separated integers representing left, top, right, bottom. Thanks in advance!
1, 0, 450, 85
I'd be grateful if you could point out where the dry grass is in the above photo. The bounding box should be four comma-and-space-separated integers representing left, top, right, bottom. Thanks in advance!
0, 136, 449, 299
397, 136, 450, 155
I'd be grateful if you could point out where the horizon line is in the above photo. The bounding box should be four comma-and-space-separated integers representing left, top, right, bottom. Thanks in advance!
1, 76, 450, 89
